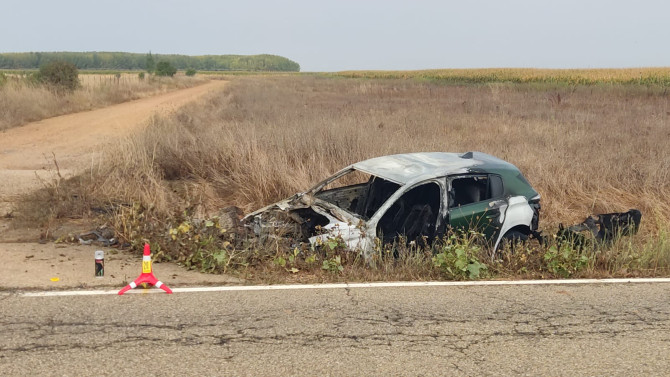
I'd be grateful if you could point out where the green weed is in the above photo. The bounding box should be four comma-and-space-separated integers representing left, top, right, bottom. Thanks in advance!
432, 232, 488, 280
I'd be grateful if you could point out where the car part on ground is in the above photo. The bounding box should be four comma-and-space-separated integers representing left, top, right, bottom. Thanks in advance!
77, 227, 117, 247
556, 209, 642, 249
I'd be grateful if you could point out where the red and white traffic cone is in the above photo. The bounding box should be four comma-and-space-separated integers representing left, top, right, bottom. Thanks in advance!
118, 244, 172, 295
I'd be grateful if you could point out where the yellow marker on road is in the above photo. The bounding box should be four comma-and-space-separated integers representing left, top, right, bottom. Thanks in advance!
142, 260, 152, 274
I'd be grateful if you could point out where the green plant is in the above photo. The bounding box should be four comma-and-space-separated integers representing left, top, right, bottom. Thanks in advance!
274, 247, 302, 273
542, 244, 590, 278
322, 256, 344, 273
138, 72, 145, 80
164, 216, 241, 272
155, 61, 177, 77
38, 60, 80, 92
432, 232, 487, 279
185, 68, 196, 77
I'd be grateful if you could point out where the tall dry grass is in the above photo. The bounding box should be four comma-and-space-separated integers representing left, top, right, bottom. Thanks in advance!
88, 76, 670, 232
0, 73, 205, 130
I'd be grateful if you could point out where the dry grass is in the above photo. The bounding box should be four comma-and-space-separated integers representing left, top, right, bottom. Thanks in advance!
0, 73, 205, 130
19, 75, 670, 279
93, 76, 670, 228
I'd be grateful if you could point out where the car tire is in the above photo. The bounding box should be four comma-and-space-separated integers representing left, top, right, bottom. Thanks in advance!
499, 230, 529, 252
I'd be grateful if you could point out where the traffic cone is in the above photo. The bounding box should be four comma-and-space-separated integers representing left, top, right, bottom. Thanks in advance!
118, 244, 172, 295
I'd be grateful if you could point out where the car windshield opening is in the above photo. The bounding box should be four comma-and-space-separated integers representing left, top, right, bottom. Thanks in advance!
314, 170, 400, 219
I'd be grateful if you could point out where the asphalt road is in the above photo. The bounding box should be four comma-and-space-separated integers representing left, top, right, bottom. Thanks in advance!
1, 283, 669, 376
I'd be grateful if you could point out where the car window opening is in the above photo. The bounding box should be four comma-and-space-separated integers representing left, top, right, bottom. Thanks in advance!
362, 177, 400, 218
450, 175, 503, 207
451, 176, 487, 206
315, 171, 401, 220
377, 182, 441, 243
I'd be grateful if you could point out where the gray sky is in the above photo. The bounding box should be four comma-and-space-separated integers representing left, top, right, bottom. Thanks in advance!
2, 0, 669, 71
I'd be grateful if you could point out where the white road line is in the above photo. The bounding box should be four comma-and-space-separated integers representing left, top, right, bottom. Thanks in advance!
15, 277, 670, 297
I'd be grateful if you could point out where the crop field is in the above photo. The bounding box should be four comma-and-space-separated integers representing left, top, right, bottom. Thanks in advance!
332, 67, 670, 86
19, 73, 670, 281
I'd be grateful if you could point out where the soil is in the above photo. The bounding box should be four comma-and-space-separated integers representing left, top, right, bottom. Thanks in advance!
0, 80, 240, 290
0, 242, 240, 291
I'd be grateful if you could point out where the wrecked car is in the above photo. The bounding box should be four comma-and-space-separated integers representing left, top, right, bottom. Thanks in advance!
242, 152, 541, 258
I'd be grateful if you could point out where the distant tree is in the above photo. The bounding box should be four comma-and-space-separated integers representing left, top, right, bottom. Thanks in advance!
155, 61, 177, 77
185, 68, 196, 76
145, 52, 156, 73
37, 60, 80, 92
0, 52, 301, 72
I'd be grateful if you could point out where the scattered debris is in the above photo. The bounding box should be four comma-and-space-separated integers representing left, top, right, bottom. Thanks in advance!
557, 209, 642, 248
218, 206, 244, 234
77, 226, 117, 246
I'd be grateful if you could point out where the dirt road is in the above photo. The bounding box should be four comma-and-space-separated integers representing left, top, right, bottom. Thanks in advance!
0, 80, 227, 215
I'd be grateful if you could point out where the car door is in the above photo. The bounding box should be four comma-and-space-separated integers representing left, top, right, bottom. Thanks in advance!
447, 174, 505, 240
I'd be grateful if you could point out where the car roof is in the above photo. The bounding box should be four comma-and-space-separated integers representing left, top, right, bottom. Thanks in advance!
351, 151, 518, 185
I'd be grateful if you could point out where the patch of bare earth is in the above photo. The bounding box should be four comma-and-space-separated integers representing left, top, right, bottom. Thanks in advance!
0, 242, 240, 291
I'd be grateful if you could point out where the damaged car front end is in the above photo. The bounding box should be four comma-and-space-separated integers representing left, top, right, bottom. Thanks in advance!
243, 168, 377, 253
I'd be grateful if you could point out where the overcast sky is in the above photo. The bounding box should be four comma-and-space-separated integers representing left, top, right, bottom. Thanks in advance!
2, 0, 669, 71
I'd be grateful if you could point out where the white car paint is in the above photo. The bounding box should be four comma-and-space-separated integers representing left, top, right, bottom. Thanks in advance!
492, 195, 536, 252
308, 221, 371, 251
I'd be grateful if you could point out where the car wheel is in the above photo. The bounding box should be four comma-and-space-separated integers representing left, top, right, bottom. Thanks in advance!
499, 230, 529, 252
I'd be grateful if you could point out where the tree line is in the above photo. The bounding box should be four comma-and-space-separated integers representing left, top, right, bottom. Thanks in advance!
0, 52, 300, 72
